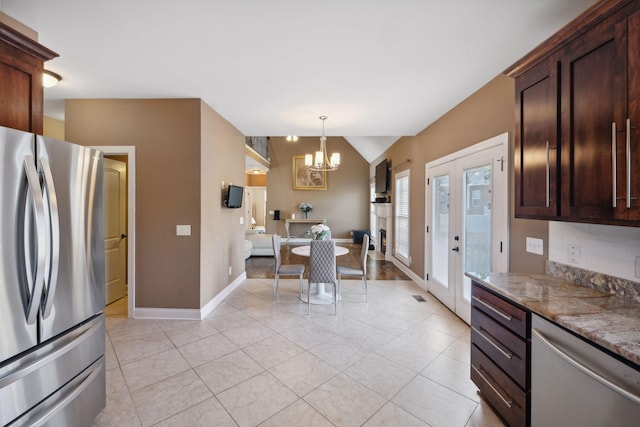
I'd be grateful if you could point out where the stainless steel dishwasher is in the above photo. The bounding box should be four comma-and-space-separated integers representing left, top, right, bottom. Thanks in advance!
531, 314, 640, 426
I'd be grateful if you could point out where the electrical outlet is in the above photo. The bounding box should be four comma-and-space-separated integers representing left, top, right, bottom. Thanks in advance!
240, 217, 244, 225
228, 266, 232, 275
176, 225, 191, 236
567, 243, 580, 264
526, 237, 544, 255
635, 256, 640, 278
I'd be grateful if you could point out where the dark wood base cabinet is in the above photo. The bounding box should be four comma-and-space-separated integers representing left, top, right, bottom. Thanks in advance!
471, 282, 531, 427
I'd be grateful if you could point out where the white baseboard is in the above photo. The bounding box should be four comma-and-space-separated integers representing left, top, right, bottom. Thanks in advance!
134, 273, 247, 320
199, 273, 246, 319
391, 257, 426, 290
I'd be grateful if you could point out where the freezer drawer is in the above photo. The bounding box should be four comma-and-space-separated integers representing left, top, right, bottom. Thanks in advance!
532, 314, 640, 427
0, 314, 105, 426
10, 356, 105, 427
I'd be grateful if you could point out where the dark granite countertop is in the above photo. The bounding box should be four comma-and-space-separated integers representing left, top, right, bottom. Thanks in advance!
466, 272, 640, 367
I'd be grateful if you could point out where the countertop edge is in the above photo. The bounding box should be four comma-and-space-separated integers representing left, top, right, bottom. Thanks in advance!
467, 272, 640, 369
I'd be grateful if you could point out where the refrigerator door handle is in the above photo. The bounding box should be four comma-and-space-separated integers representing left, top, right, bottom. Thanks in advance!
22, 156, 47, 325
39, 157, 60, 318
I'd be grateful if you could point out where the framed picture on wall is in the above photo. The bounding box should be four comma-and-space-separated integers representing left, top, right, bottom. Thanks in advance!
292, 155, 327, 190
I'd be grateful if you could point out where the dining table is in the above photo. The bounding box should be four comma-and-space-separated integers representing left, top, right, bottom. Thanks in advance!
291, 244, 349, 304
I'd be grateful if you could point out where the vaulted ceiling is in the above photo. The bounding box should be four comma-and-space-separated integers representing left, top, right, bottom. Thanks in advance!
3, 0, 596, 162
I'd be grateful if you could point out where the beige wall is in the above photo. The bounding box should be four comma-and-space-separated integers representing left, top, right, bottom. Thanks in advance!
43, 115, 64, 140
65, 99, 207, 309
373, 74, 548, 278
266, 136, 369, 238
199, 101, 246, 306
246, 174, 267, 187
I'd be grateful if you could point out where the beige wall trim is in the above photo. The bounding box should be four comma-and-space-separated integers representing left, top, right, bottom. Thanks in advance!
95, 145, 136, 318
134, 273, 246, 320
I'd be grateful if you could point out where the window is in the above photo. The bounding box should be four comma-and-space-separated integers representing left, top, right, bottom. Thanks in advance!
395, 169, 410, 264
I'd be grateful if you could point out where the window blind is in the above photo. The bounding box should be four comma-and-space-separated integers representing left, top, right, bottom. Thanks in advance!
395, 170, 410, 264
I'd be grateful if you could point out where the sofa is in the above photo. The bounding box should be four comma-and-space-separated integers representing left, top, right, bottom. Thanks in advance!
245, 229, 275, 257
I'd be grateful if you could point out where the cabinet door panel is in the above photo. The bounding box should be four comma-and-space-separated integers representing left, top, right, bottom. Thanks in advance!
560, 16, 626, 220
627, 10, 640, 221
514, 59, 558, 218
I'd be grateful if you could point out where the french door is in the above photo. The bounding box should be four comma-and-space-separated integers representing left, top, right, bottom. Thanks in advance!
426, 139, 508, 324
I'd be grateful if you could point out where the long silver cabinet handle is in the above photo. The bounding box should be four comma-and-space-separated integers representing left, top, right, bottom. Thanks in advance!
472, 326, 513, 360
472, 296, 513, 321
545, 141, 550, 208
627, 118, 632, 209
39, 157, 60, 319
22, 156, 47, 325
612, 122, 617, 208
0, 319, 101, 388
532, 328, 640, 405
24, 358, 103, 427
472, 365, 513, 408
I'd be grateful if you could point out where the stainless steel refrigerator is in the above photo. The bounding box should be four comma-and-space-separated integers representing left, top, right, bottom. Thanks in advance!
0, 125, 106, 426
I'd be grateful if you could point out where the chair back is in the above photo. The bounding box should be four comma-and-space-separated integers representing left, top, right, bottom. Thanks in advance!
272, 234, 282, 272
360, 234, 370, 274
308, 240, 336, 283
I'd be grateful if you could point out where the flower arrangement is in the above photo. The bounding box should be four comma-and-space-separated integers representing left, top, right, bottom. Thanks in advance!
299, 202, 313, 218
311, 224, 330, 240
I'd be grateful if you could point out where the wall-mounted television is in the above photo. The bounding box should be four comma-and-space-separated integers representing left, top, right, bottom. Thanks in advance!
375, 159, 389, 194
225, 184, 244, 208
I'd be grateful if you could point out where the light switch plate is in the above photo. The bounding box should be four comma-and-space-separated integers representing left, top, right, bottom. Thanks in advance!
526, 237, 543, 255
176, 225, 191, 236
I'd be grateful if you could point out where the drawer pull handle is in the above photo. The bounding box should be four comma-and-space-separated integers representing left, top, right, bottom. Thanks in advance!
472, 365, 513, 408
472, 326, 513, 360
472, 296, 513, 321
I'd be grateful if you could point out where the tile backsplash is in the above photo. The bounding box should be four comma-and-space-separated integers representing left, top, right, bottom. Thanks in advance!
548, 221, 640, 302
549, 222, 640, 282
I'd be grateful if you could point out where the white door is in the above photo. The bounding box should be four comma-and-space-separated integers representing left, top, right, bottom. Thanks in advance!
104, 158, 127, 305
426, 141, 508, 324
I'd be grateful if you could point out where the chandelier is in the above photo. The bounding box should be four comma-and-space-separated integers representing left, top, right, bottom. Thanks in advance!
305, 116, 340, 171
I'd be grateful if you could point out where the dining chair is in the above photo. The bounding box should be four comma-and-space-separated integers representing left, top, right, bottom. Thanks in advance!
337, 233, 369, 302
307, 239, 337, 315
272, 234, 305, 300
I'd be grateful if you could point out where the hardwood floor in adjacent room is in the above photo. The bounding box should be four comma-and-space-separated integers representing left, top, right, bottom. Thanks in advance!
245, 242, 411, 281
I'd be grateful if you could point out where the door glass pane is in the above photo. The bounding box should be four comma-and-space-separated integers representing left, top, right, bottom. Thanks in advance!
463, 165, 492, 301
432, 175, 450, 287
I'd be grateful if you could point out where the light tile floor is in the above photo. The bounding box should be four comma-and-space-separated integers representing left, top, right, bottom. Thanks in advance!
94, 279, 505, 427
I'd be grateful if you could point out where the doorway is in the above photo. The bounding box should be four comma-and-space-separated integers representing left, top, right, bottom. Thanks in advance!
104, 157, 127, 304
425, 134, 508, 324
97, 146, 136, 318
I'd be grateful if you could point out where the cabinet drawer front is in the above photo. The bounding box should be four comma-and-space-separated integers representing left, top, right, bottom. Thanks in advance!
472, 284, 527, 338
472, 345, 527, 427
472, 307, 527, 388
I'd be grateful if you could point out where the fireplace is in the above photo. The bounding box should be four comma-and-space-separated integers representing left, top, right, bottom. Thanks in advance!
373, 202, 392, 261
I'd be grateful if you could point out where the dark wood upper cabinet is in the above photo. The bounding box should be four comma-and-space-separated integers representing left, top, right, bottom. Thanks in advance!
0, 22, 58, 134
510, 0, 640, 226
559, 12, 626, 221
514, 58, 559, 219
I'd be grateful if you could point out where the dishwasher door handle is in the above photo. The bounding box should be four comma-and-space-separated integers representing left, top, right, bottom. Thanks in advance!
532, 328, 640, 405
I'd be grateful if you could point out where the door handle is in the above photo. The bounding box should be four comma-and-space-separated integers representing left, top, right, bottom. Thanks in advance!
452, 246, 460, 252
39, 157, 60, 319
22, 156, 47, 325
120, 233, 128, 240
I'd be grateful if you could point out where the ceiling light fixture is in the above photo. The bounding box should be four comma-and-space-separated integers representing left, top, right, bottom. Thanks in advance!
43, 69, 62, 88
286, 135, 298, 142
305, 116, 340, 171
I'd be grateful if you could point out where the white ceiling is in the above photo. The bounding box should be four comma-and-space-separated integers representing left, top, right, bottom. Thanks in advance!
3, 0, 596, 162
